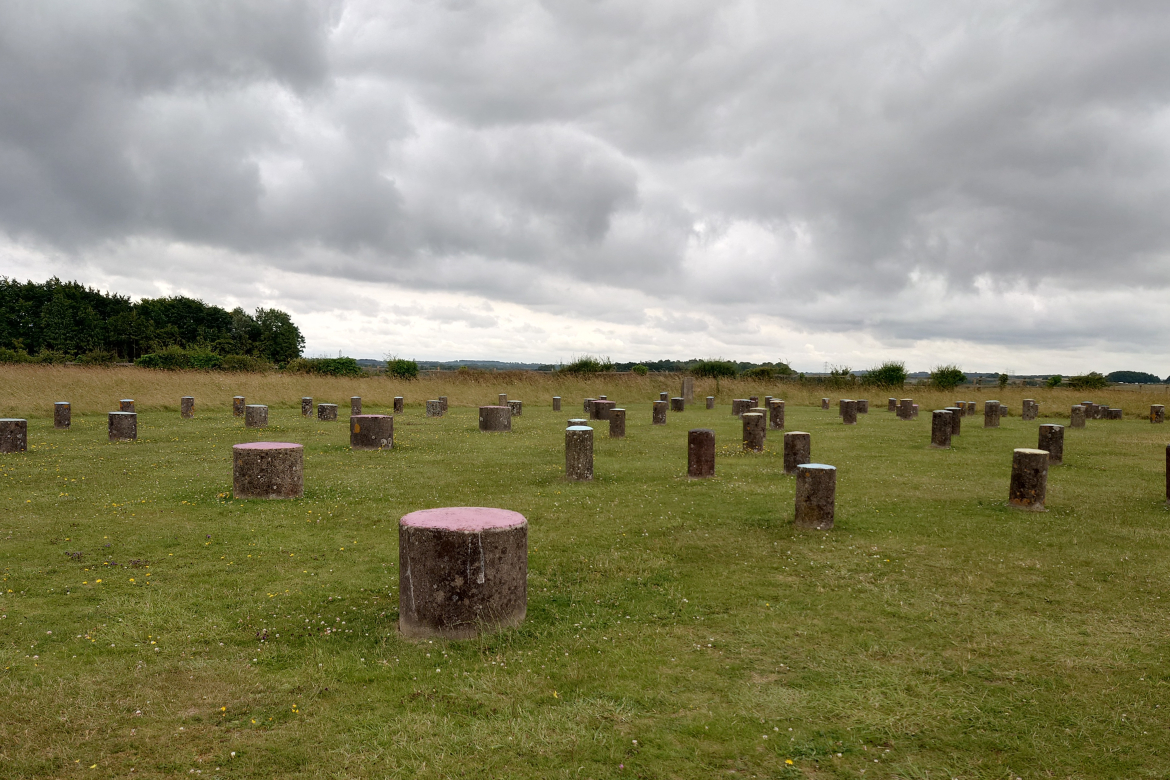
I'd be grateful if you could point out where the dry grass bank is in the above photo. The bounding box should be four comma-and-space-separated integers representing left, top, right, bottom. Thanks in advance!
2, 363, 1168, 419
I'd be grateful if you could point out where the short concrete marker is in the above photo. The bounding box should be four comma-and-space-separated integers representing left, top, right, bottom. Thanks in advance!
1070, 405, 1086, 428
794, 464, 836, 530
108, 412, 136, 442
1038, 424, 1063, 466
609, 408, 626, 438
931, 410, 952, 448
425, 400, 443, 417
181, 396, 194, 419
302, 397, 313, 416
351, 396, 362, 415
944, 407, 963, 436
508, 400, 523, 418
783, 431, 811, 475
233, 442, 304, 499
552, 396, 562, 412
984, 400, 1001, 428
769, 400, 785, 430
120, 399, 135, 413
1152, 404, 1165, 424
351, 414, 394, 450
479, 406, 512, 432
54, 402, 70, 429
842, 400, 858, 425
0, 419, 28, 453
652, 401, 667, 425
670, 397, 685, 412
565, 426, 594, 481
245, 404, 268, 428
232, 396, 244, 417
394, 397, 404, 414
1009, 448, 1048, 511
688, 429, 715, 477
318, 403, 338, 421
743, 412, 765, 452
706, 396, 715, 409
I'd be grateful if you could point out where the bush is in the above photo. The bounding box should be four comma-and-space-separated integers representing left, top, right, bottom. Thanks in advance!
930, 365, 966, 391
862, 361, 907, 388
742, 366, 775, 380
1046, 375, 1063, 388
385, 358, 419, 380
1107, 370, 1161, 384
1067, 371, 1109, 390
76, 349, 118, 365
560, 356, 613, 374
630, 364, 649, 376
0, 347, 28, 364
188, 351, 222, 370
691, 360, 738, 379
135, 345, 191, 370
218, 354, 270, 372
285, 357, 363, 377
998, 373, 1009, 389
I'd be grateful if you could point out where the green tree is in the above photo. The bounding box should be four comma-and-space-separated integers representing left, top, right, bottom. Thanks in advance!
1046, 375, 1063, 388
998, 373, 1009, 389
630, 364, 649, 376
1106, 370, 1161, 384
254, 308, 304, 365
560, 355, 612, 374
691, 360, 738, 379
862, 361, 907, 388
930, 365, 966, 391
1067, 372, 1108, 390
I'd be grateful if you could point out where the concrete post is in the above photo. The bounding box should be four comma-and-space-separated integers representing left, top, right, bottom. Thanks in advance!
553, 396, 562, 412
821, 398, 829, 410
181, 397, 194, 419
794, 464, 836, 530
119, 399, 135, 413
743, 412, 765, 452
783, 431, 811, 476
108, 412, 136, 442
944, 407, 963, 436
302, 397, 313, 416
1152, 405, 1165, 423
706, 396, 715, 409
591, 400, 615, 420
318, 403, 338, 421
930, 410, 952, 448
1008, 448, 1048, 511
858, 399, 869, 414
681, 377, 695, 404
887, 398, 897, 412
351, 415, 394, 450
659, 392, 668, 402
479, 406, 512, 432
1070, 405, 1086, 428
899, 399, 913, 420
508, 400, 523, 417
842, 400, 858, 425
439, 396, 448, 413
397, 507, 527, 640
0, 419, 28, 453
769, 400, 785, 430
1038, 424, 1063, 465
688, 429, 715, 477
565, 426, 594, 481
233, 442, 304, 499
652, 401, 667, 425
54, 402, 70, 429
731, 399, 752, 416
609, 408, 626, 438
244, 404, 268, 428
425, 400, 443, 417
499, 393, 508, 406
670, 397, 685, 412
351, 397, 362, 415
984, 400, 1001, 428
393, 397, 404, 414
232, 397, 244, 417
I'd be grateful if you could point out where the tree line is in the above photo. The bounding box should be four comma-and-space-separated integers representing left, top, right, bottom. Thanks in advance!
0, 277, 304, 365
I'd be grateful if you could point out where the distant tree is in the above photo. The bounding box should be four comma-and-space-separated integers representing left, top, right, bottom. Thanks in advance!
862, 361, 907, 388
742, 365, 775, 380
691, 360, 738, 379
930, 365, 966, 390
560, 355, 613, 374
1067, 371, 1109, 390
998, 373, 1009, 389
386, 358, 419, 380
1106, 370, 1161, 384
630, 364, 649, 376
1046, 375, 1063, 388
254, 308, 305, 365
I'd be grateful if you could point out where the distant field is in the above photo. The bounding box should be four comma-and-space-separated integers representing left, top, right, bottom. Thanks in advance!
1, 366, 1169, 778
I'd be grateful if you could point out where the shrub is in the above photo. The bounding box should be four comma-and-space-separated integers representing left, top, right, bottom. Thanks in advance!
76, 349, 118, 365
188, 351, 223, 370
0, 347, 28, 364
930, 365, 966, 391
1046, 375, 1063, 388
135, 345, 191, 370
1067, 371, 1109, 390
285, 357, 363, 377
630, 364, 649, 376
218, 354, 269, 372
560, 356, 612, 374
691, 360, 738, 379
862, 361, 907, 388
386, 358, 419, 380
998, 373, 1009, 389
742, 366, 775, 380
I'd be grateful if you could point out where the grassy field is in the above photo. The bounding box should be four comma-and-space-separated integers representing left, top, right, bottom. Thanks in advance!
2, 367, 1169, 778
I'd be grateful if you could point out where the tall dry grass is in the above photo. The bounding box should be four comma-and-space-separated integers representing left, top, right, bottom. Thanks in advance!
2, 363, 1168, 418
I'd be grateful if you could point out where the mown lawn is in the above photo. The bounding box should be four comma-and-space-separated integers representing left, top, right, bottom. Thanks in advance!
1, 392, 1168, 779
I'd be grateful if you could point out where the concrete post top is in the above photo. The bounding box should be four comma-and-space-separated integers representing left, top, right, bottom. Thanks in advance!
232, 396, 244, 399
567, 425, 593, 431
1040, 423, 1064, 429
742, 412, 763, 417
0, 418, 26, 422
798, 463, 836, 471
610, 408, 625, 412
672, 397, 683, 401
56, 401, 69, 404
351, 396, 360, 400
234, 442, 302, 450
481, 405, 509, 409
1014, 447, 1048, 456
351, 414, 391, 419
568, 418, 588, 425
108, 411, 135, 416
319, 403, 337, 407
181, 396, 193, 400
245, 404, 266, 409
302, 396, 312, 400
934, 409, 953, 414
401, 507, 526, 532
690, 428, 714, 434
786, 430, 810, 436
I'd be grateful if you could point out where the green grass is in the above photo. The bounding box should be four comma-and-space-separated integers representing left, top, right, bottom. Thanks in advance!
2, 399, 1169, 779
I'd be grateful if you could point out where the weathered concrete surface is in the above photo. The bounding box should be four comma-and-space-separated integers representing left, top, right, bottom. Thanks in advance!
393, 397, 404, 414
0, 419, 28, 453
681, 377, 695, 404
1022, 399, 1037, 421
398, 507, 527, 640
706, 396, 715, 409
1152, 404, 1165, 423
499, 393, 508, 407
899, 399, 914, 420
439, 396, 448, 413
479, 406, 512, 432
821, 398, 830, 410
688, 429, 715, 478
888, 398, 897, 412
591, 400, 615, 420
670, 397, 685, 412
245, 405, 268, 428
1070, 405, 1086, 428
931, 410, 952, 448
232, 397, 244, 417
857, 399, 869, 414
609, 408, 626, 438
54, 402, 70, 429
302, 397, 313, 416
351, 414, 394, 450
1038, 424, 1064, 466
984, 400, 1001, 428
565, 426, 594, 481
1009, 448, 1048, 511
318, 403, 338, 421
659, 392, 669, 402
769, 400, 785, 430
567, 418, 588, 428
552, 396, 562, 412
743, 412, 765, 452
794, 464, 836, 530
652, 401, 667, 425
351, 397, 362, 415
731, 399, 752, 416
842, 400, 858, 425
426, 400, 444, 417
108, 412, 136, 442
120, 399, 136, 413
232, 442, 303, 499
783, 432, 811, 475
181, 397, 194, 419
944, 407, 963, 436
508, 400, 523, 417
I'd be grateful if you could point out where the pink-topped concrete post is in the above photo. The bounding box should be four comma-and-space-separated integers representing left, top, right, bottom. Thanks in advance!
398, 507, 527, 640
232, 442, 303, 499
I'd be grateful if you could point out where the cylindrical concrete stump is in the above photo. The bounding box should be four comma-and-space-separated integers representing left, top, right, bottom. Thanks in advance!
794, 464, 836, 530
706, 396, 715, 409
888, 398, 897, 412
1070, 405, 1086, 428
108, 412, 136, 442
181, 396, 194, 419
911, 404, 919, 419
54, 402, 70, 429
749, 396, 759, 408
681, 377, 694, 403
945, 407, 963, 435
688, 429, 715, 477
899, 399, 913, 420
858, 399, 869, 414
232, 442, 304, 499
598, 395, 607, 401
742, 412, 765, 452
318, 403, 338, 421
659, 392, 668, 402
426, 400, 443, 417
508, 400, 523, 418
1022, 399, 1036, 421
0, 419, 28, 453
583, 399, 596, 415
609, 408, 626, 438
842, 400, 858, 425
565, 426, 594, 481
749, 408, 769, 436
439, 396, 448, 413
764, 396, 773, 412
394, 397, 404, 414
984, 401, 1001, 428
591, 400, 614, 420
953, 403, 965, 417
652, 401, 667, 425
783, 431, 811, 475
553, 396, 562, 412
1008, 448, 1048, 511
302, 397, 313, 416
120, 399, 135, 413
351, 397, 362, 415
770, 400, 785, 430
966, 401, 976, 415
670, 397, 685, 412
1108, 408, 1123, 420
731, 399, 752, 416
245, 404, 268, 428
232, 397, 244, 417
498, 393, 508, 406
821, 398, 829, 410
398, 507, 527, 640
479, 406, 512, 432
1038, 424, 1063, 465
1153, 405, 1165, 423
931, 410, 952, 448
351, 414, 394, 450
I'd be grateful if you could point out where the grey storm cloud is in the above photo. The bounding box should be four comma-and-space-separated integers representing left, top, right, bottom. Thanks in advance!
2, 0, 1170, 355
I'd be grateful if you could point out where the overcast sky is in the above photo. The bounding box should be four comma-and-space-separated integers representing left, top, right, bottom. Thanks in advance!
2, 1, 1169, 373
